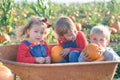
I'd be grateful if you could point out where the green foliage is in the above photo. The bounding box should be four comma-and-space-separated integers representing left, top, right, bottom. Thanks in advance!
30, 0, 51, 18
114, 59, 120, 79
45, 27, 57, 44
0, 0, 14, 35
0, 0, 14, 27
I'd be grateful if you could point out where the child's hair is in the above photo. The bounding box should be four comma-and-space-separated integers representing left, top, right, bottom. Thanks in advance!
54, 16, 77, 38
15, 16, 51, 41
90, 24, 111, 40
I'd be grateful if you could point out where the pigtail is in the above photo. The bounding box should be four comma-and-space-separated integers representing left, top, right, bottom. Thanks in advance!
15, 18, 33, 41
15, 24, 29, 41
42, 18, 52, 28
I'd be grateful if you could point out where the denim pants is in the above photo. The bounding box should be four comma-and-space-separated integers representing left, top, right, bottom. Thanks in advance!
59, 50, 80, 63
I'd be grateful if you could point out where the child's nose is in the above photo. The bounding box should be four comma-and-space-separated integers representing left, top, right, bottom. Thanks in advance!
95, 42, 101, 46
38, 33, 41, 36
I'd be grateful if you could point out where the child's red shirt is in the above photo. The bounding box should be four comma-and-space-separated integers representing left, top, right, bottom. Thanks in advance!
16, 41, 51, 63
58, 31, 88, 52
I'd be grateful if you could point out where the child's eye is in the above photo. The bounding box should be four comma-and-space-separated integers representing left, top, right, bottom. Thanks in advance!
100, 39, 104, 42
40, 32, 44, 34
34, 31, 38, 33
93, 38, 97, 41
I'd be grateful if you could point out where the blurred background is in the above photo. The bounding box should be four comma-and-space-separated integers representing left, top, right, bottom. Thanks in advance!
0, 0, 120, 79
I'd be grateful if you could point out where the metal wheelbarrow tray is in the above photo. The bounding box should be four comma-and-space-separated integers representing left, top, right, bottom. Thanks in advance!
0, 44, 119, 80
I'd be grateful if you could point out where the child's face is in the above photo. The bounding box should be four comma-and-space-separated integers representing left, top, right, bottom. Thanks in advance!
90, 33, 109, 48
28, 24, 46, 42
63, 29, 77, 41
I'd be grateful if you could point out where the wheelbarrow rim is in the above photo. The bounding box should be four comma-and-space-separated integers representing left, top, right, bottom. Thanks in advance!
0, 58, 120, 67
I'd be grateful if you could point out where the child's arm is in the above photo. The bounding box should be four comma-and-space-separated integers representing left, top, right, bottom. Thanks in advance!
16, 43, 36, 63
60, 48, 70, 57
103, 47, 120, 61
44, 41, 51, 57
70, 31, 88, 52
44, 41, 51, 63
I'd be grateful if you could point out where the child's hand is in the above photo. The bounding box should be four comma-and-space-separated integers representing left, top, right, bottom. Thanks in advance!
60, 48, 70, 57
36, 57, 45, 64
82, 46, 105, 61
82, 51, 92, 61
98, 46, 105, 55
45, 56, 51, 64
93, 47, 105, 61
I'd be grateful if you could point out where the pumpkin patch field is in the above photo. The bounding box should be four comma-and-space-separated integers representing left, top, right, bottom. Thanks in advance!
0, 0, 120, 79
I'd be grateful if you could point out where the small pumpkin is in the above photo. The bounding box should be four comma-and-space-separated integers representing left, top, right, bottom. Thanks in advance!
109, 27, 117, 34
83, 43, 101, 60
0, 62, 13, 80
51, 46, 63, 63
110, 21, 120, 32
75, 22, 82, 31
69, 16, 82, 31
69, 16, 76, 22
0, 33, 10, 43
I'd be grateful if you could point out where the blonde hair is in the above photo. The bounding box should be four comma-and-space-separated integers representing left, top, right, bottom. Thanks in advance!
54, 16, 77, 38
90, 24, 111, 40
15, 16, 48, 41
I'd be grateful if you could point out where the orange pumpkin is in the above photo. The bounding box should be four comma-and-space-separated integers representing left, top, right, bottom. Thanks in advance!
109, 27, 117, 34
69, 16, 76, 22
51, 46, 63, 63
83, 43, 101, 60
0, 33, 10, 43
69, 16, 82, 31
75, 22, 82, 31
110, 21, 120, 32
0, 62, 13, 80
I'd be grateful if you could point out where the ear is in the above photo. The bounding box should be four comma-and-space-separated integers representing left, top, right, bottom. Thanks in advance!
90, 34, 92, 43
44, 31, 47, 34
44, 30, 48, 38
44, 28, 49, 35
27, 28, 30, 34
106, 39, 110, 46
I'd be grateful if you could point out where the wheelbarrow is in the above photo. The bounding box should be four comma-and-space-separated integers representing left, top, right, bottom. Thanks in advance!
0, 44, 119, 80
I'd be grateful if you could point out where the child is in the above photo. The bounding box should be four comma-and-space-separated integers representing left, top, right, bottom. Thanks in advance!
54, 16, 88, 63
16, 16, 51, 64
78, 24, 120, 62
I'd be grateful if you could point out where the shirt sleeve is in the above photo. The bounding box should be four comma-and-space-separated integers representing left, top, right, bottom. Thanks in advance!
70, 31, 88, 52
44, 41, 51, 57
104, 47, 120, 61
16, 42, 36, 63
